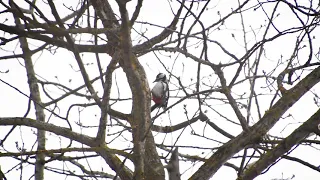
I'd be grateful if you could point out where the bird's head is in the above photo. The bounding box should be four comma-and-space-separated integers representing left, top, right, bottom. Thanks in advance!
154, 73, 167, 82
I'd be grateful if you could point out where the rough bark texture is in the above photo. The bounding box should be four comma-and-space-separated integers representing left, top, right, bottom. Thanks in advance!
91, 0, 165, 179
118, 3, 164, 180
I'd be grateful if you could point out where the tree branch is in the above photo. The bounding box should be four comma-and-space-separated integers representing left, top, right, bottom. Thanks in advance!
0, 117, 133, 180
190, 66, 320, 180
132, 0, 185, 53
240, 108, 320, 179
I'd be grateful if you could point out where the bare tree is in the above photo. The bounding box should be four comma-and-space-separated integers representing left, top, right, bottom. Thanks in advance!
1, 0, 320, 180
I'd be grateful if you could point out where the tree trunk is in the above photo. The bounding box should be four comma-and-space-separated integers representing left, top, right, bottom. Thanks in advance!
11, 3, 46, 179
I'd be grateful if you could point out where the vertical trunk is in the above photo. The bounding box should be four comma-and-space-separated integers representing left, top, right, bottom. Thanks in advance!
145, 131, 165, 179
117, 3, 146, 179
12, 12, 46, 180
117, 2, 165, 179
166, 148, 181, 180
91, 0, 165, 178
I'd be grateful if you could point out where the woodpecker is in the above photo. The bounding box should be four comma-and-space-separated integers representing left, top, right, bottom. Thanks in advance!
151, 73, 169, 112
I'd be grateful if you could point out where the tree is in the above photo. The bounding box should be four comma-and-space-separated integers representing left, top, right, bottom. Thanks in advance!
0, 0, 320, 179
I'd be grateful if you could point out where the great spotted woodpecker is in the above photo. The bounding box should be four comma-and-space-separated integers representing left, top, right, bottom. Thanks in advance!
151, 73, 169, 112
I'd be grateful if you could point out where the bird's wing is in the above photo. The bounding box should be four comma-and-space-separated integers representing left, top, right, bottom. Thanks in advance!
163, 82, 169, 107
151, 82, 164, 98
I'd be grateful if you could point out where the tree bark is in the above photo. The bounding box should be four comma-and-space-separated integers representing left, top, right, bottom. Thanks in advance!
166, 148, 181, 180
10, 2, 46, 179
190, 66, 320, 179
240, 108, 320, 179
91, 1, 165, 179
12, 18, 46, 180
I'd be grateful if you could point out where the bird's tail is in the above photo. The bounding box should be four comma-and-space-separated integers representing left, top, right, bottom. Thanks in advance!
151, 104, 160, 112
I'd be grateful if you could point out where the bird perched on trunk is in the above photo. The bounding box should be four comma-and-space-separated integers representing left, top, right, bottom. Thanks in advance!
151, 73, 169, 112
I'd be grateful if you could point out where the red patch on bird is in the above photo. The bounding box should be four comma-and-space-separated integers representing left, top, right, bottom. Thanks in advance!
152, 96, 162, 104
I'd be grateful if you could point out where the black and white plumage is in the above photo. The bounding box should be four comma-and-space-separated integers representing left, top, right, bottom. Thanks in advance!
151, 73, 169, 112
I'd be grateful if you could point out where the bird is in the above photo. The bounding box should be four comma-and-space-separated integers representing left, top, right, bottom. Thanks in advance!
151, 73, 169, 112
